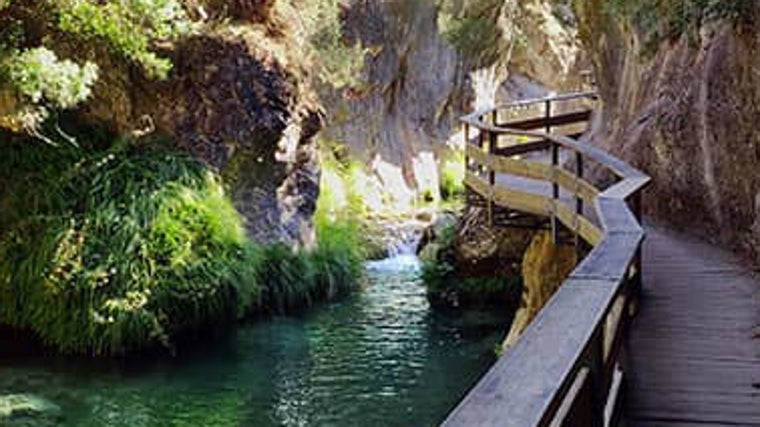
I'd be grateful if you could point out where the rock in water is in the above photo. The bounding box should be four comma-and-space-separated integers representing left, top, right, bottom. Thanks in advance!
0, 393, 62, 425
501, 231, 577, 351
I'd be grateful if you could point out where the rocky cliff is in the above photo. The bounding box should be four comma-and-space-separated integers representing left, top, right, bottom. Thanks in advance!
574, 1, 760, 258
322, 0, 587, 211
1, 1, 322, 248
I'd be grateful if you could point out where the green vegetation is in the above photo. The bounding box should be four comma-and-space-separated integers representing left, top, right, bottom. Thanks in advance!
0, 128, 366, 355
257, 215, 365, 314
0, 0, 189, 134
437, 0, 510, 68
420, 222, 521, 308
1, 47, 98, 110
439, 149, 465, 201
56, 0, 190, 79
604, 0, 757, 50
295, 0, 366, 89
0, 133, 257, 354
0, 0, 363, 137
0, 0, 371, 355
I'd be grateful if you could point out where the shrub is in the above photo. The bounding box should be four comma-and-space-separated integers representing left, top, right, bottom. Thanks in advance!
56, 0, 190, 79
438, 0, 512, 68
2, 47, 99, 110
0, 136, 259, 354
255, 216, 364, 315
421, 222, 521, 308
439, 149, 465, 201
284, 0, 366, 89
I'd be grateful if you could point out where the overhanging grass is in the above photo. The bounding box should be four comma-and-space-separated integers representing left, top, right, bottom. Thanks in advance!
0, 132, 368, 355
0, 136, 259, 355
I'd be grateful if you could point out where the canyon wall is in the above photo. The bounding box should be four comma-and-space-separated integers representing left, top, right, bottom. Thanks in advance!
322, 0, 587, 211
575, 1, 760, 258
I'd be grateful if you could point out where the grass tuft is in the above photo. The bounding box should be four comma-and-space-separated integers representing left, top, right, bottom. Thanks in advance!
0, 135, 258, 354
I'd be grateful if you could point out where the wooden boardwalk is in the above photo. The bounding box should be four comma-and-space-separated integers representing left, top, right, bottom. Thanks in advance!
444, 92, 760, 426
626, 225, 760, 426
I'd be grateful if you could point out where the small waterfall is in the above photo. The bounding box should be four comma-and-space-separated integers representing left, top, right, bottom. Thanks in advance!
366, 226, 424, 272
387, 228, 422, 258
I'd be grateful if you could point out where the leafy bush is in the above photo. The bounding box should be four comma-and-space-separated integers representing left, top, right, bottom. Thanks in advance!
421, 222, 520, 308
0, 129, 368, 354
0, 136, 259, 354
286, 0, 366, 89
2, 47, 98, 109
56, 0, 190, 79
437, 0, 512, 67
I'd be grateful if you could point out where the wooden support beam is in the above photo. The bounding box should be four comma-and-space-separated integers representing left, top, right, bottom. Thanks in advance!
501, 110, 593, 131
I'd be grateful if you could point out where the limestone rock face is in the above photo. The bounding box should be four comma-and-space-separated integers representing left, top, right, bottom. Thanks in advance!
454, 208, 534, 279
66, 28, 321, 247
574, 1, 760, 258
323, 0, 586, 211
501, 231, 577, 351
323, 0, 466, 209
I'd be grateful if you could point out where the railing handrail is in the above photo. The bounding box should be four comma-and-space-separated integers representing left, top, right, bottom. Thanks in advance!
442, 92, 650, 427
463, 90, 599, 125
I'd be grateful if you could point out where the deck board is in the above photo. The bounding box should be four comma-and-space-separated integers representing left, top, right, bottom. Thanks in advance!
626, 226, 760, 426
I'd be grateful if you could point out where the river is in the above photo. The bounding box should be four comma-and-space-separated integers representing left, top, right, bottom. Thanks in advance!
0, 253, 508, 426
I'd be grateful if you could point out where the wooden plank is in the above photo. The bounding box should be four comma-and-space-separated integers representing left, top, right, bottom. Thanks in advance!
502, 110, 592, 131
553, 201, 604, 246
467, 145, 600, 204
492, 184, 553, 217
604, 366, 624, 427
595, 197, 642, 234
461, 91, 597, 126
601, 176, 650, 200
491, 155, 553, 181
555, 168, 599, 204
464, 171, 491, 199
442, 278, 623, 427
466, 143, 489, 167
571, 233, 642, 280
466, 172, 553, 218
549, 367, 590, 427
625, 226, 760, 426
494, 140, 552, 157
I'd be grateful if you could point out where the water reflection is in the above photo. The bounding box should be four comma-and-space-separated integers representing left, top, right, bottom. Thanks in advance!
0, 255, 508, 426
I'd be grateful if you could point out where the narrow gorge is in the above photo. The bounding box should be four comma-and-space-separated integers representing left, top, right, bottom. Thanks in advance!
3, 0, 757, 426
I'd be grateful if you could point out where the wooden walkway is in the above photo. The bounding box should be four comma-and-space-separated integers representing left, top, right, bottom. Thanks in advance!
443, 91, 760, 427
626, 225, 760, 426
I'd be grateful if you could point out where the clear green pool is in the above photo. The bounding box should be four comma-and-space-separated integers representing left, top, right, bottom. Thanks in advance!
0, 255, 508, 426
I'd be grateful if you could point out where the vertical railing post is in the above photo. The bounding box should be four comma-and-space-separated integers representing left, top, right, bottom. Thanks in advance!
547, 99, 561, 244
587, 328, 606, 427
630, 191, 643, 315
574, 151, 584, 254
477, 124, 485, 177
488, 129, 497, 227
464, 122, 470, 171
551, 142, 560, 245
575, 152, 584, 215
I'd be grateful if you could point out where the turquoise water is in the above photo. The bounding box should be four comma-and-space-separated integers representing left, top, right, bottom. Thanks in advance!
0, 255, 508, 426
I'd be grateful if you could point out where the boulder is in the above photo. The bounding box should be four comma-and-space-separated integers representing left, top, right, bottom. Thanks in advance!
501, 230, 577, 351
0, 394, 62, 426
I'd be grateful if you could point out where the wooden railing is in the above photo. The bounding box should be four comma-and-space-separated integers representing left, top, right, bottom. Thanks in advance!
442, 92, 649, 427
